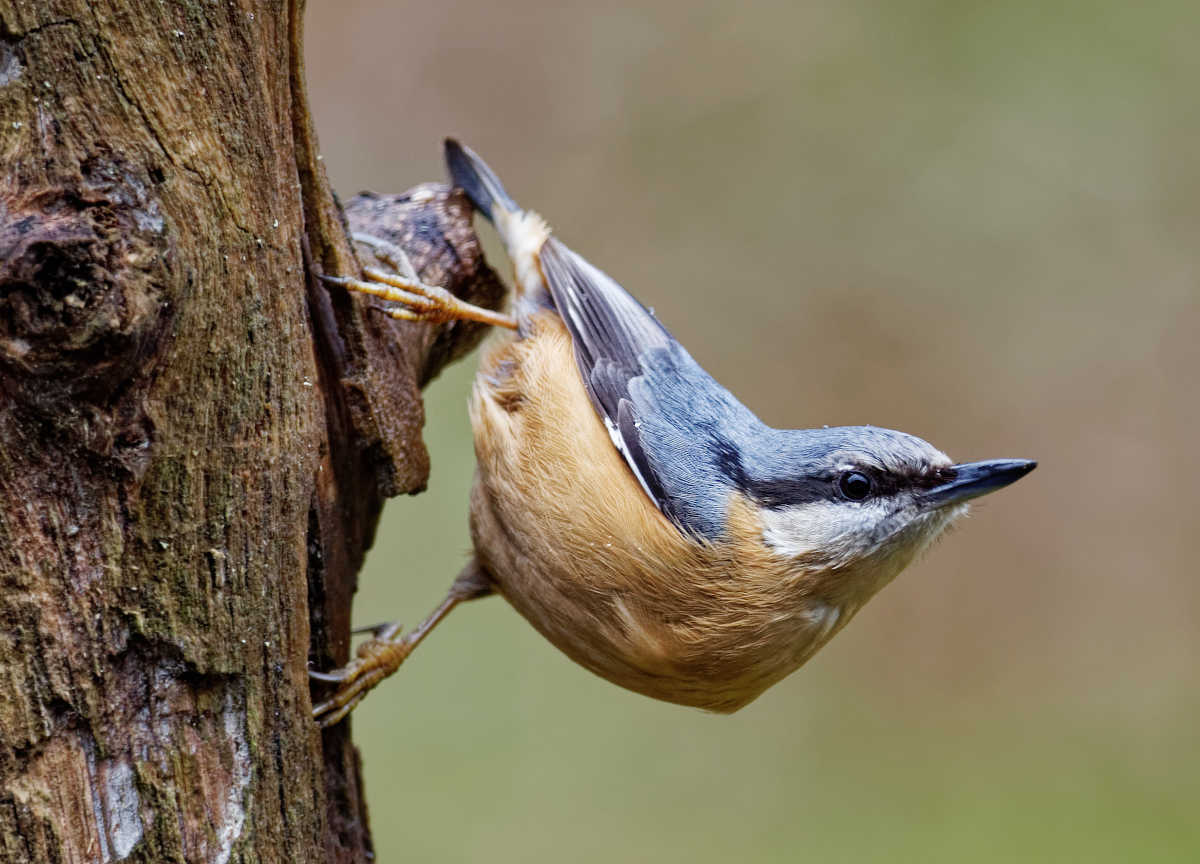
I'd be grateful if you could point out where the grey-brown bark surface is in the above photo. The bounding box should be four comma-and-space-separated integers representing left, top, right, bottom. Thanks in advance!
0, 2, 500, 861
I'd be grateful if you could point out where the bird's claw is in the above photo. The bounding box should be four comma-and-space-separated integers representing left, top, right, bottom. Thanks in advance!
318, 242, 517, 331
308, 664, 355, 684
351, 620, 404, 639
309, 635, 414, 728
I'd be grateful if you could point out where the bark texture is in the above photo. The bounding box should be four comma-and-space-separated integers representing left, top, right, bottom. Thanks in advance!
0, 2, 500, 861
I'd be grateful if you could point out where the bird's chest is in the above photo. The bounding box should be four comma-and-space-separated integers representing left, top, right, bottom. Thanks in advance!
464, 316, 838, 710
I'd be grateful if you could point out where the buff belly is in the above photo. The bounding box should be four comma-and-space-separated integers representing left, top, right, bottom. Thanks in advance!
465, 312, 844, 712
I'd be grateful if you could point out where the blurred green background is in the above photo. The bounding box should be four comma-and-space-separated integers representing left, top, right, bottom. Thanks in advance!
305, 1, 1199, 861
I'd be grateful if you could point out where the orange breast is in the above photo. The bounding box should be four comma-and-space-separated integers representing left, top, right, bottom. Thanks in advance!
466, 311, 848, 712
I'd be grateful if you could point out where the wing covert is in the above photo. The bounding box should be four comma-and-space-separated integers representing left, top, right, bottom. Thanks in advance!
537, 238, 761, 539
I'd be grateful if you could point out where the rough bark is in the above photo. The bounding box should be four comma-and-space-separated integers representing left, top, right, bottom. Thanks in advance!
0, 2, 501, 861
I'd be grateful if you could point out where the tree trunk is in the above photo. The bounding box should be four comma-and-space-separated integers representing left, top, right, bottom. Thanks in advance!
0, 2, 500, 861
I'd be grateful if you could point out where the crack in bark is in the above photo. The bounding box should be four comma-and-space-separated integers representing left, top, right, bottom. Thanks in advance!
82, 7, 184, 181
0, 17, 83, 41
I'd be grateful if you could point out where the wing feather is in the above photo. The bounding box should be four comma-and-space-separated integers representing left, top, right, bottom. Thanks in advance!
537, 238, 758, 539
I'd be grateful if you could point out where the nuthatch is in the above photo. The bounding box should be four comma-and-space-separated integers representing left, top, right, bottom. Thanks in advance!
311, 140, 1036, 726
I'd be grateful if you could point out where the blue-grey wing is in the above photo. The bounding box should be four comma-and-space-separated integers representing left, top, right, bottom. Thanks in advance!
538, 238, 763, 539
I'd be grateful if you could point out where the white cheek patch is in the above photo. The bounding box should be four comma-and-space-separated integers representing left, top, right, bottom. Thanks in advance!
907, 502, 969, 558
761, 498, 966, 570
761, 500, 885, 563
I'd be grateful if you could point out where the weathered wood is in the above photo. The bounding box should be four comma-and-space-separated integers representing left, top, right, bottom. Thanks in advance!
0, 2, 499, 860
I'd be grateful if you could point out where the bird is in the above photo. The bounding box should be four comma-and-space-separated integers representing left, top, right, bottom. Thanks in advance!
310, 140, 1036, 727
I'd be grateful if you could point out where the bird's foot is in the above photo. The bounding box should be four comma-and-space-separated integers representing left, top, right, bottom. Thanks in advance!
310, 628, 414, 728
310, 563, 489, 728
321, 232, 517, 330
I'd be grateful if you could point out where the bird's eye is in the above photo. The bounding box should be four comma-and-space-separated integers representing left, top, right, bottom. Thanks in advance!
838, 471, 872, 501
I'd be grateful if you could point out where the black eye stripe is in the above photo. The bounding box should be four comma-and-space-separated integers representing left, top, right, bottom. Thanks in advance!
741, 464, 956, 509
739, 475, 834, 508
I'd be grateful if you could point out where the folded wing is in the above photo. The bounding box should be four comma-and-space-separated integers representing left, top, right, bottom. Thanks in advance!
538, 238, 761, 540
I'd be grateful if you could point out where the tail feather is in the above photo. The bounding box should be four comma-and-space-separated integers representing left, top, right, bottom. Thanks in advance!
444, 138, 520, 222
445, 139, 550, 310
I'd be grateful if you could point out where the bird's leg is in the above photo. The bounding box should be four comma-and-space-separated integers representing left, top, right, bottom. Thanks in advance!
310, 561, 492, 728
320, 232, 518, 330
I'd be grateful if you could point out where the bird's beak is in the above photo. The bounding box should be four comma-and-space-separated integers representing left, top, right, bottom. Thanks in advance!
922, 459, 1037, 508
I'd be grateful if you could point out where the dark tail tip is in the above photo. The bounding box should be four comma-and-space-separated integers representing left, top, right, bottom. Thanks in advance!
444, 138, 519, 223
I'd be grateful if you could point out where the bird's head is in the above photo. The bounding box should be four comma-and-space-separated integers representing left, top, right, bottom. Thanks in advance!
737, 425, 1035, 598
